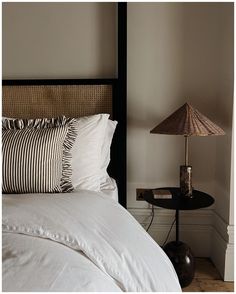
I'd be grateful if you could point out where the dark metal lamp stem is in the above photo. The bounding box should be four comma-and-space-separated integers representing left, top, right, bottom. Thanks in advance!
185, 136, 189, 166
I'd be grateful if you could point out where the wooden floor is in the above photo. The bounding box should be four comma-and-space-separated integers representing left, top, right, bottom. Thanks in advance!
183, 258, 234, 292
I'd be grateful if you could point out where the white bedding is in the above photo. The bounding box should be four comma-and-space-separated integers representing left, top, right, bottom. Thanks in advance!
2, 190, 181, 292
100, 176, 119, 201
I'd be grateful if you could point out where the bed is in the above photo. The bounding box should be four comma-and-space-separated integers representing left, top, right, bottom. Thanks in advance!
2, 79, 181, 292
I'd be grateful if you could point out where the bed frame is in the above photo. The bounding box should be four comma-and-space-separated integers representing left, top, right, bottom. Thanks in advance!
2, 78, 126, 207
2, 4, 127, 207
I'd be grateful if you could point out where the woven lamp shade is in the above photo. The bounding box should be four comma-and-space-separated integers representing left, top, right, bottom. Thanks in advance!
150, 103, 225, 136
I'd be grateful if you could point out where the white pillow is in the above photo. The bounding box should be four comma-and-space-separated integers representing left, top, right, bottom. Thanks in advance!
72, 114, 109, 191
100, 119, 118, 185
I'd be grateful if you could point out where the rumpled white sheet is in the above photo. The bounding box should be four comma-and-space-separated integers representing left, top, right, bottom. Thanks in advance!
2, 190, 181, 292
100, 176, 119, 201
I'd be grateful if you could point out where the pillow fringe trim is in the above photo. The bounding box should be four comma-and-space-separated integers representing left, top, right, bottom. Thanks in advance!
2, 116, 70, 130
60, 119, 78, 192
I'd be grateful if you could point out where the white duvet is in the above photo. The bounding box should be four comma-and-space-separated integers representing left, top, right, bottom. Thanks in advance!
2, 190, 181, 292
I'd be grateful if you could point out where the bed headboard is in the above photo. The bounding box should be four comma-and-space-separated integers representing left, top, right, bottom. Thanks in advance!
2, 79, 126, 208
2, 79, 113, 118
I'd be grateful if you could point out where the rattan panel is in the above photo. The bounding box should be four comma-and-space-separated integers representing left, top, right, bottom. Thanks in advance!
2, 85, 113, 119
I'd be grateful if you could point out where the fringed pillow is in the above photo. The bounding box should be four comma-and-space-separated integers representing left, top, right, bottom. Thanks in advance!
2, 116, 77, 194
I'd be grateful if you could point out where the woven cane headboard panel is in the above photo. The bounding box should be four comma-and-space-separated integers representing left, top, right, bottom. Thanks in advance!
2, 83, 113, 119
2, 79, 127, 209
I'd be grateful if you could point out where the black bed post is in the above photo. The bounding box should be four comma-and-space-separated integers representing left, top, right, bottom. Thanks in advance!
112, 2, 127, 208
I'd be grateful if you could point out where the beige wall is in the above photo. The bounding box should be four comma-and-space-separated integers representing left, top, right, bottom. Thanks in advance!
127, 2, 233, 216
214, 3, 234, 224
2, 3, 234, 270
2, 2, 117, 79
127, 2, 234, 278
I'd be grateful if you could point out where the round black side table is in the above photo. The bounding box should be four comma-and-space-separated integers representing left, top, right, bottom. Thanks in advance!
143, 187, 214, 288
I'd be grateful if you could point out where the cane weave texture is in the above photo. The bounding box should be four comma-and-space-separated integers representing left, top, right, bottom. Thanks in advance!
150, 103, 225, 136
2, 85, 113, 119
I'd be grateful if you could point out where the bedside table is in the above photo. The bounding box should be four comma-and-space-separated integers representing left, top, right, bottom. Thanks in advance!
143, 187, 214, 288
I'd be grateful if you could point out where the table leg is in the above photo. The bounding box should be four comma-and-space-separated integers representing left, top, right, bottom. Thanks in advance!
164, 209, 195, 288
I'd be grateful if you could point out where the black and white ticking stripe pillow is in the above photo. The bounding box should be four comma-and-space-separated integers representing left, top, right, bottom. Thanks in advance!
2, 116, 77, 194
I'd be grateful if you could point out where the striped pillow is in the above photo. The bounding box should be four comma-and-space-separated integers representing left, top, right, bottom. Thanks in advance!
2, 116, 77, 194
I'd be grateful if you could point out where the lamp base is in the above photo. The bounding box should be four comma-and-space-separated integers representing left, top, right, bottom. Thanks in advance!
180, 165, 193, 198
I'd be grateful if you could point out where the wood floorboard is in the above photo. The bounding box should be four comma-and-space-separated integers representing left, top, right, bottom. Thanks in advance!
183, 258, 234, 292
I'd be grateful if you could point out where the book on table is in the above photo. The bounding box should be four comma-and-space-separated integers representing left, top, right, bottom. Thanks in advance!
152, 189, 172, 199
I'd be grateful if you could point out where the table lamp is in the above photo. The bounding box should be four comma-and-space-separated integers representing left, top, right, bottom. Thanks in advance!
150, 102, 225, 197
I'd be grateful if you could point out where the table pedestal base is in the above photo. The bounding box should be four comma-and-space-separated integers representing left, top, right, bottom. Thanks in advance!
163, 241, 195, 288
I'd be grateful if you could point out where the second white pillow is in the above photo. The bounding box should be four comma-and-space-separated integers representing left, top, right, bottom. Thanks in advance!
100, 119, 118, 185
72, 114, 109, 191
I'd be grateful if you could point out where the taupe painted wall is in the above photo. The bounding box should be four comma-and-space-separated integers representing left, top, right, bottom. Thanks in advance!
127, 2, 233, 220
2, 2, 234, 264
127, 4, 233, 278
214, 3, 234, 224
3, 1, 233, 223
2, 2, 117, 79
